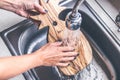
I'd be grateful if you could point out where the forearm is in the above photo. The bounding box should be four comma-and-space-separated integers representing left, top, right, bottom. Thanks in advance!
0, 54, 40, 80
0, 0, 18, 12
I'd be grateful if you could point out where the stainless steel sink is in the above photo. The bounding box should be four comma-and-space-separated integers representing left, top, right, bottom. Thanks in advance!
1, 1, 120, 80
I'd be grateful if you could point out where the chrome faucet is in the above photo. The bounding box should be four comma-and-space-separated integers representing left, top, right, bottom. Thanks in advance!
65, 0, 84, 30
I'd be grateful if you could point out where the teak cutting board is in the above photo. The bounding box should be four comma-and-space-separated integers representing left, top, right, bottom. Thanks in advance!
30, 0, 92, 76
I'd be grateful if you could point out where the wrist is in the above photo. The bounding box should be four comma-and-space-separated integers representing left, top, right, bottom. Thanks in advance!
29, 52, 43, 68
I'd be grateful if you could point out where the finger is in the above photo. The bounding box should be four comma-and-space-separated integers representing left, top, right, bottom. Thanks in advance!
58, 46, 75, 52
34, 3, 46, 14
56, 62, 70, 67
60, 57, 75, 62
60, 52, 78, 57
50, 42, 62, 46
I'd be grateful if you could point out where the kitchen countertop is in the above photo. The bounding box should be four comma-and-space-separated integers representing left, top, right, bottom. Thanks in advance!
0, 9, 26, 80
0, 9, 25, 56
0, 9, 25, 32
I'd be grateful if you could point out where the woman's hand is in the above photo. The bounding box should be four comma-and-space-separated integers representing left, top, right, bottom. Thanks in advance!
0, 42, 78, 79
33, 42, 78, 67
0, 0, 46, 17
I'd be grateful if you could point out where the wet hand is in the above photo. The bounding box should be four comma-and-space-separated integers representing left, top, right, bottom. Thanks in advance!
33, 42, 78, 67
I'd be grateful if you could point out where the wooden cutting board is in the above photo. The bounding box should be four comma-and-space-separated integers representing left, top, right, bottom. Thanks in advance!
30, 0, 92, 76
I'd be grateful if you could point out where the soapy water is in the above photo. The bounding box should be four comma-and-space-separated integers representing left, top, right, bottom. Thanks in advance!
59, 58, 109, 80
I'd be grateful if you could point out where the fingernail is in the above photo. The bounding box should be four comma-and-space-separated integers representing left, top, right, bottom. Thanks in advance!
74, 57, 77, 60
44, 9, 48, 13
68, 64, 70, 66
73, 48, 75, 51
41, 9, 48, 14
77, 53, 79, 56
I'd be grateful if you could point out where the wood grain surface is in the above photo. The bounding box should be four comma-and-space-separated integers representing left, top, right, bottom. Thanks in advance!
30, 0, 92, 76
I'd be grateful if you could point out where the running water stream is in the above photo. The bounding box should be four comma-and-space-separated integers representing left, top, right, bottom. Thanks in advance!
57, 28, 110, 80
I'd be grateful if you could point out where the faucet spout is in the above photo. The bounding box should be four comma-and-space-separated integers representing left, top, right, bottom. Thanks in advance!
65, 0, 84, 30
71, 0, 84, 17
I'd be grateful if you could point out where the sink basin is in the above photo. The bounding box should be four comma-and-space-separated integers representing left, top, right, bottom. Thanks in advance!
1, 1, 120, 80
